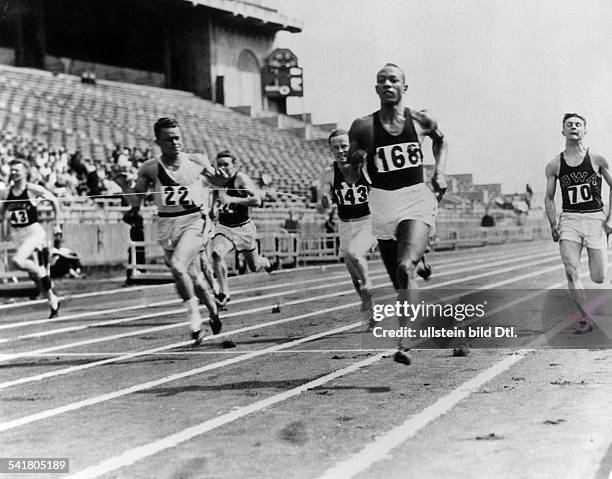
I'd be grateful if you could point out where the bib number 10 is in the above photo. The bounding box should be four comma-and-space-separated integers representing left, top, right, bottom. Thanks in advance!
567, 183, 592, 205
375, 142, 423, 173
163, 186, 194, 207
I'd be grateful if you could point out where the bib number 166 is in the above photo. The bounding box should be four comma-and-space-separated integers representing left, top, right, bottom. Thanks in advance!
375, 142, 422, 173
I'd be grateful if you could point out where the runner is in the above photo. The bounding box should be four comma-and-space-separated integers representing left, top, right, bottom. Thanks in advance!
118, 117, 222, 344
211, 150, 276, 307
544, 112, 612, 334
344, 63, 449, 364
0, 159, 61, 318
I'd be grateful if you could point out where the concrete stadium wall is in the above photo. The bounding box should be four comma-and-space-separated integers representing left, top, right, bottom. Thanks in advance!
210, 23, 274, 110
0, 47, 15, 65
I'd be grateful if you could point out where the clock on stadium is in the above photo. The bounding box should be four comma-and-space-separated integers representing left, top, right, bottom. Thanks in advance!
262, 48, 303, 98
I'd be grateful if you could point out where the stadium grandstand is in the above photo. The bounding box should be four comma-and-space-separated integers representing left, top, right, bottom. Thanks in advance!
0, 0, 545, 276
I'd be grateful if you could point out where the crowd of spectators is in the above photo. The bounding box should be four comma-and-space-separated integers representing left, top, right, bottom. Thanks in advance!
0, 131, 154, 202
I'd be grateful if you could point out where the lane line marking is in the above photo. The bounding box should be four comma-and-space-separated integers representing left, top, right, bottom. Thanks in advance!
0, 247, 555, 329
0, 255, 572, 386
63, 352, 388, 479
0, 261, 586, 430
0, 320, 370, 433
0, 243, 553, 314
316, 274, 606, 479
0, 251, 559, 343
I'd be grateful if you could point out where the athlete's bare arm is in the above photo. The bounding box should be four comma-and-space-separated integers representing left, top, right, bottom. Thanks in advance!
218, 172, 262, 207
0, 188, 7, 220
316, 168, 333, 213
193, 153, 229, 186
345, 116, 373, 184
591, 152, 612, 233
544, 156, 561, 241
413, 109, 448, 191
120, 159, 156, 208
28, 183, 61, 222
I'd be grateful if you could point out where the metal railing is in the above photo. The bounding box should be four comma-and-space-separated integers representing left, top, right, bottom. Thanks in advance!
1, 223, 551, 288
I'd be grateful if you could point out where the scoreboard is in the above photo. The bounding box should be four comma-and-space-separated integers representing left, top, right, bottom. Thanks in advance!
262, 48, 303, 98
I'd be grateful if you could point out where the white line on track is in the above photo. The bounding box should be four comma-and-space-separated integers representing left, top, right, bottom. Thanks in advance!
0, 247, 555, 330
0, 252, 572, 387
0, 272, 388, 341
0, 242, 552, 314
63, 352, 388, 479
0, 319, 371, 433
60, 268, 583, 479
0, 257, 587, 429
316, 279, 605, 479
20, 349, 396, 356
0, 250, 559, 342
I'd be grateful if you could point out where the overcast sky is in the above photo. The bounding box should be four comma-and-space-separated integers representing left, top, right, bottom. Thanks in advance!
273, 0, 612, 193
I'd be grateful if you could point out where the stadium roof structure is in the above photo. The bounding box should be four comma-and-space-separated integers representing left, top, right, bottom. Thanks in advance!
184, 0, 302, 32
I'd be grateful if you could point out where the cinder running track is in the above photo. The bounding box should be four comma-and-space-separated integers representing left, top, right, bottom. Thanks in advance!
1, 240, 611, 479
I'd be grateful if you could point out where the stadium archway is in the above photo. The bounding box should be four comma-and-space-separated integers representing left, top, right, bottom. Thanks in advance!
235, 49, 262, 113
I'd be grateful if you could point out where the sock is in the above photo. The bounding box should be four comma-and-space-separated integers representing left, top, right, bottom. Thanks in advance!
261, 257, 271, 270
48, 291, 59, 310
40, 275, 52, 292
185, 297, 201, 331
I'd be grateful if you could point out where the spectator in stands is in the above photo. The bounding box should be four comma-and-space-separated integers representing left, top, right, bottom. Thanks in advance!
283, 211, 300, 233
480, 208, 496, 227
49, 227, 83, 279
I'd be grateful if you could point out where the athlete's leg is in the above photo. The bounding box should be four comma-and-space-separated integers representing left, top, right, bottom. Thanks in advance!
166, 227, 205, 334
212, 234, 234, 302
559, 239, 593, 328
12, 230, 59, 317
242, 249, 270, 272
376, 239, 399, 291
188, 257, 221, 335
586, 247, 606, 284
343, 255, 362, 297
395, 220, 431, 353
200, 244, 219, 295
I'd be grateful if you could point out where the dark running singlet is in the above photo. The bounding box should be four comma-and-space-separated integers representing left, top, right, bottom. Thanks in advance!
6, 187, 38, 227
365, 107, 424, 191
330, 161, 370, 221
218, 174, 250, 227
559, 149, 603, 213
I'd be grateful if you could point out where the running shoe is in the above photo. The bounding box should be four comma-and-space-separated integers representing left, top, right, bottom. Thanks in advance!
209, 313, 222, 335
49, 302, 60, 319
265, 259, 280, 274
360, 287, 373, 313
215, 292, 229, 309
574, 321, 594, 334
191, 328, 205, 345
393, 348, 412, 365
416, 256, 432, 281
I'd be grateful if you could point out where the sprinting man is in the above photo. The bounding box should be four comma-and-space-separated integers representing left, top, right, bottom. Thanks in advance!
545, 113, 612, 334
343, 63, 449, 365
118, 117, 222, 344
0, 159, 61, 318
317, 129, 377, 327
211, 150, 276, 307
